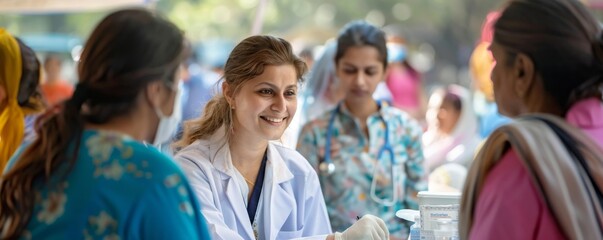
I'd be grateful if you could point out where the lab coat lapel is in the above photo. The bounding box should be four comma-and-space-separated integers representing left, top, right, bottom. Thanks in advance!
263, 144, 295, 240
210, 131, 255, 240
222, 175, 255, 240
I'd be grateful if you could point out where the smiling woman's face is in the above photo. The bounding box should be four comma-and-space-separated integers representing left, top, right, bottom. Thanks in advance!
227, 64, 298, 142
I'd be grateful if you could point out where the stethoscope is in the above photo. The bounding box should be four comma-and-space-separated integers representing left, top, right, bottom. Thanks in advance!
319, 100, 399, 206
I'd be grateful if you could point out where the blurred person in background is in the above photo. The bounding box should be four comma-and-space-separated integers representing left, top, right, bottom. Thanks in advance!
0, 29, 45, 170
422, 85, 481, 174
40, 53, 74, 106
300, 41, 392, 126
181, 58, 221, 123
299, 46, 315, 71
300, 41, 346, 125
175, 35, 388, 240
278, 45, 324, 148
0, 9, 210, 239
460, 0, 603, 239
297, 21, 425, 240
384, 33, 427, 122
470, 11, 510, 138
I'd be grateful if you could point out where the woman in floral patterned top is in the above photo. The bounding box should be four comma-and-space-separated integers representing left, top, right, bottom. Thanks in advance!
297, 21, 426, 240
0, 9, 210, 239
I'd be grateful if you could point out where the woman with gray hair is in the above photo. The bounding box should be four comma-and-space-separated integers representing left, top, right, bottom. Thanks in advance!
460, 0, 603, 239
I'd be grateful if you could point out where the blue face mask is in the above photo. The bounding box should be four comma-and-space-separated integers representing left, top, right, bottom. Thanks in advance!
387, 44, 407, 63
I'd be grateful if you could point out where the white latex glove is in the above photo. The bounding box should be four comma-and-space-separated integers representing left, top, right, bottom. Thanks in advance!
334, 214, 389, 240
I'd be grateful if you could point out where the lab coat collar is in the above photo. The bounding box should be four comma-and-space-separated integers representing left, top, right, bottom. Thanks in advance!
207, 127, 255, 239
207, 126, 232, 175
264, 143, 295, 240
208, 126, 295, 240
223, 174, 256, 239
266, 143, 294, 184
207, 126, 294, 183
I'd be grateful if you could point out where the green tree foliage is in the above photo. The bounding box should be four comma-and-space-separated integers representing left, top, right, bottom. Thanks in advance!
1, 0, 599, 73
157, 0, 501, 67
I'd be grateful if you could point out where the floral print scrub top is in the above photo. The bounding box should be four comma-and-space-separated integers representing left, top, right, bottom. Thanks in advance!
6, 129, 211, 240
297, 102, 426, 239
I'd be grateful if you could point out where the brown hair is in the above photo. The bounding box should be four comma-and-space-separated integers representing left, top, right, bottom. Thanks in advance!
494, 0, 603, 112
0, 8, 185, 238
176, 35, 306, 148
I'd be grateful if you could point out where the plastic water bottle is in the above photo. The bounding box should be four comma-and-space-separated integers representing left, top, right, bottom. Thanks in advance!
409, 215, 421, 240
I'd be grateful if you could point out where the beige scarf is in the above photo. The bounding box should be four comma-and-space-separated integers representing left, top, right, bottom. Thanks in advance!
459, 114, 603, 239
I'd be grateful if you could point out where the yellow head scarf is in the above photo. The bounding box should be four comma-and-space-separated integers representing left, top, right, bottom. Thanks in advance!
0, 29, 26, 169
469, 42, 495, 102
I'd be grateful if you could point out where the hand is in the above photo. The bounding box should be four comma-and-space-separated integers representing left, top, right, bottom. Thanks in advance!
334, 214, 389, 240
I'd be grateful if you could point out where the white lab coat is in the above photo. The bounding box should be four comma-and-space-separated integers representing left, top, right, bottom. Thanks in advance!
175, 127, 332, 240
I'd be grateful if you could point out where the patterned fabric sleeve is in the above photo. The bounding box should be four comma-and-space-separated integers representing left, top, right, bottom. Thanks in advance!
402, 119, 427, 210
138, 173, 211, 240
296, 123, 321, 171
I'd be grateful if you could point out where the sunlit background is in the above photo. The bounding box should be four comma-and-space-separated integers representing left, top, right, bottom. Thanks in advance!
1, 0, 601, 89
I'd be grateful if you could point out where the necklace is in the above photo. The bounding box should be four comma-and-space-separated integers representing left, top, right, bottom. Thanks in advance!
244, 176, 255, 186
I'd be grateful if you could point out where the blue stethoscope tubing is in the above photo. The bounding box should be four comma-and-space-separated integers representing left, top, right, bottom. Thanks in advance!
319, 101, 399, 206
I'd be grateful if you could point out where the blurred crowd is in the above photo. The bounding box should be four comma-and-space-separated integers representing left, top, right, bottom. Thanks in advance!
1, 0, 603, 239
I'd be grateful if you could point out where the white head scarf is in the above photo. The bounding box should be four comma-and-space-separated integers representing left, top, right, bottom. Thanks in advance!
300, 41, 339, 124
423, 84, 481, 173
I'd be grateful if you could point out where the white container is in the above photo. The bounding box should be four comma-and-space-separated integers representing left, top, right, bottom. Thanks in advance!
418, 191, 462, 239
418, 191, 461, 206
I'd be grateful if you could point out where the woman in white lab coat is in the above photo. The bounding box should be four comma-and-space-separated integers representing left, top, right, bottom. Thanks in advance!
174, 35, 389, 240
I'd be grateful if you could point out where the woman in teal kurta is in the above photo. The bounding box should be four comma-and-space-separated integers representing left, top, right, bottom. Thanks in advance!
0, 9, 210, 239
8, 130, 209, 239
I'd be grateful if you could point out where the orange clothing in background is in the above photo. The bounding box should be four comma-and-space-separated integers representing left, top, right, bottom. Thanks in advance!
41, 81, 73, 106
